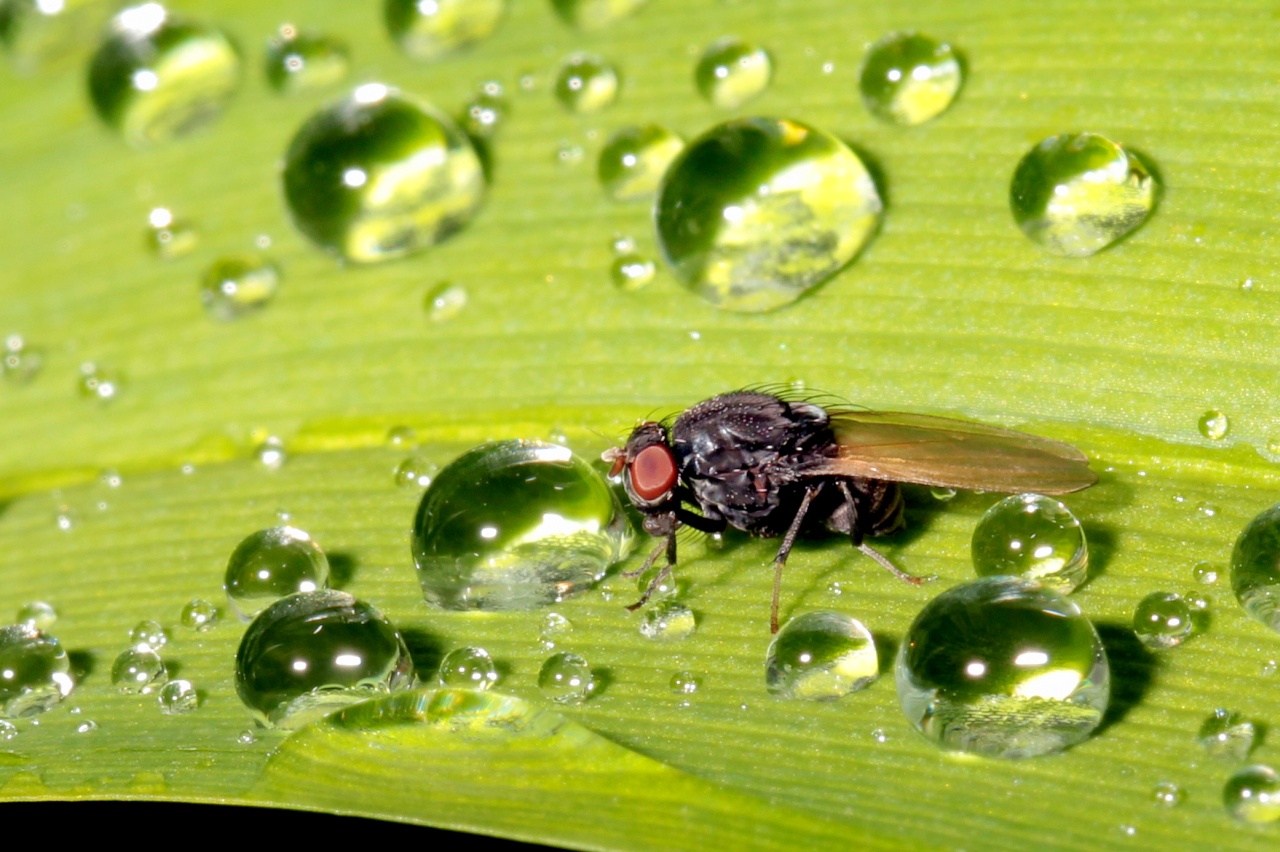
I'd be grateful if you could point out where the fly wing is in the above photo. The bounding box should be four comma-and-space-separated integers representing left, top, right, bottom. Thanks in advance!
799, 411, 1097, 494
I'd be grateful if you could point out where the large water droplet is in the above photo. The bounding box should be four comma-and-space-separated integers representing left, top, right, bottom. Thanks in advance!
637, 600, 696, 641
766, 610, 878, 700
145, 206, 197, 258
436, 646, 498, 690
264, 24, 348, 94
0, 625, 73, 717
859, 32, 962, 125
1010, 133, 1156, 257
1198, 409, 1229, 440
282, 84, 485, 264
111, 645, 168, 694
537, 652, 594, 704
609, 253, 655, 291
549, 0, 649, 31
895, 576, 1109, 758
1199, 708, 1256, 761
554, 53, 619, 113
597, 124, 683, 202
1223, 765, 1280, 824
1132, 591, 1195, 649
971, 493, 1088, 593
224, 526, 331, 620
2, 334, 42, 384
655, 117, 881, 311
235, 590, 415, 728
411, 441, 633, 610
1231, 503, 1280, 634
87, 4, 241, 146
695, 37, 772, 108
384, 0, 506, 60
200, 254, 279, 320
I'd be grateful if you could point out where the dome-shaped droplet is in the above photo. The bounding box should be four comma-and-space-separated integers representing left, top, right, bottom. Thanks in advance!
553, 53, 619, 113
223, 526, 331, 619
384, 0, 506, 61
264, 24, 348, 93
1230, 503, 1280, 635
549, 0, 649, 31
0, 625, 74, 717
597, 124, 683, 202
695, 37, 773, 108
858, 32, 962, 125
200, 254, 279, 320
766, 610, 878, 700
537, 651, 594, 704
971, 493, 1089, 593
1132, 591, 1195, 649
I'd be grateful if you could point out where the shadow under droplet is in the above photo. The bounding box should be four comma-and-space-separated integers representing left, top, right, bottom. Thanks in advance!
1081, 523, 1118, 583
871, 631, 898, 677
67, 650, 94, 683
589, 667, 613, 699
399, 627, 446, 679
327, 552, 358, 588
1094, 622, 1156, 735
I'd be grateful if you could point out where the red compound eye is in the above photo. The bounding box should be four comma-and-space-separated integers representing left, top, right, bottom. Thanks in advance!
630, 444, 678, 501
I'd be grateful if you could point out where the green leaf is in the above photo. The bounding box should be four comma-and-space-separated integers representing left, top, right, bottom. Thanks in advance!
2, 0, 1279, 848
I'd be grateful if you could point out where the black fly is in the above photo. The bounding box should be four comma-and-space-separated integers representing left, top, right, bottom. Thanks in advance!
602, 390, 1098, 633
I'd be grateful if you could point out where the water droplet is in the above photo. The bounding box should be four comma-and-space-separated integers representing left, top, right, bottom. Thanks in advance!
424, 281, 467, 321
669, 671, 700, 695
637, 600, 696, 641
694, 37, 772, 108
156, 678, 198, 714
859, 32, 962, 125
77, 361, 121, 402
264, 25, 348, 93
412, 441, 633, 610
537, 652, 594, 704
1133, 591, 1195, 649
384, 0, 506, 60
870, 727, 888, 743
224, 526, 331, 620
282, 85, 485, 263
111, 645, 168, 694
459, 84, 508, 139
145, 206, 197, 258
1198, 708, 1256, 761
971, 493, 1089, 593
0, 0, 112, 73
895, 576, 1109, 758
1198, 409, 1229, 441
766, 610, 878, 700
1230, 503, 1280, 634
554, 141, 585, 166
394, 454, 438, 489
200, 254, 280, 320
1192, 561, 1219, 584
609, 253, 655, 291
1010, 133, 1156, 257
15, 602, 56, 632
1223, 765, 1280, 824
539, 612, 572, 649
385, 425, 416, 448
597, 124, 683, 202
1263, 660, 1278, 677
2, 334, 42, 384
1151, 781, 1185, 807
0, 720, 17, 741
1183, 590, 1211, 611
0, 625, 74, 717
436, 646, 498, 690
554, 53, 619, 113
235, 590, 415, 728
180, 598, 219, 631
75, 719, 98, 734
129, 620, 168, 649
253, 435, 287, 470
87, 4, 241, 146
550, 0, 649, 30
655, 117, 881, 311
236, 729, 256, 744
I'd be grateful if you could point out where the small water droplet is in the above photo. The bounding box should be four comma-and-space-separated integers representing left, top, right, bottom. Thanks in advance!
669, 671, 700, 695
384, 0, 506, 60
129, 620, 168, 649
200, 254, 280, 320
385, 426, 417, 448
637, 600, 696, 641
655, 117, 881, 311
394, 454, 438, 489
2, 334, 42, 384
436, 646, 499, 690
1192, 561, 1219, 584
15, 602, 56, 632
554, 141, 585, 166
424, 281, 467, 321
1230, 503, 1280, 634
537, 652, 594, 704
145, 207, 197, 258
971, 493, 1088, 593
1240, 277, 1256, 292
1198, 409, 1229, 441
282, 85, 484, 263
610, 234, 635, 254
694, 36, 773, 108
264, 25, 348, 93
1263, 660, 1278, 677
179, 462, 196, 475
0, 0, 112, 73
550, 0, 649, 30
180, 599, 219, 631
87, 4, 241, 146
554, 52, 619, 113
597, 124, 684, 202
870, 727, 888, 743
1223, 765, 1280, 824
1151, 781, 1185, 807
859, 32, 962, 125
895, 576, 1109, 758
77, 361, 121, 402
539, 612, 572, 649
237, 729, 257, 744
930, 487, 957, 502
0, 720, 17, 741
157, 679, 198, 714
459, 83, 508, 139
235, 590, 415, 727
411, 441, 633, 610
75, 719, 98, 734
254, 435, 287, 470
609, 253, 656, 291
111, 645, 168, 694
99, 469, 123, 489
224, 526, 331, 620
0, 625, 73, 717
1198, 708, 1256, 761
766, 611, 877, 700
1133, 591, 1195, 649
53, 507, 75, 532
1010, 133, 1156, 257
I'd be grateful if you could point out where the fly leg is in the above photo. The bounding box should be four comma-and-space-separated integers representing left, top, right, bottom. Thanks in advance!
625, 533, 677, 611
770, 483, 822, 634
836, 481, 930, 586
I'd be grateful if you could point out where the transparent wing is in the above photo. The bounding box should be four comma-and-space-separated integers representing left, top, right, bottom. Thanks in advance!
799, 411, 1098, 494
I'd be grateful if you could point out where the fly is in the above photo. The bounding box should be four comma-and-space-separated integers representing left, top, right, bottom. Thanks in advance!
602, 390, 1098, 633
